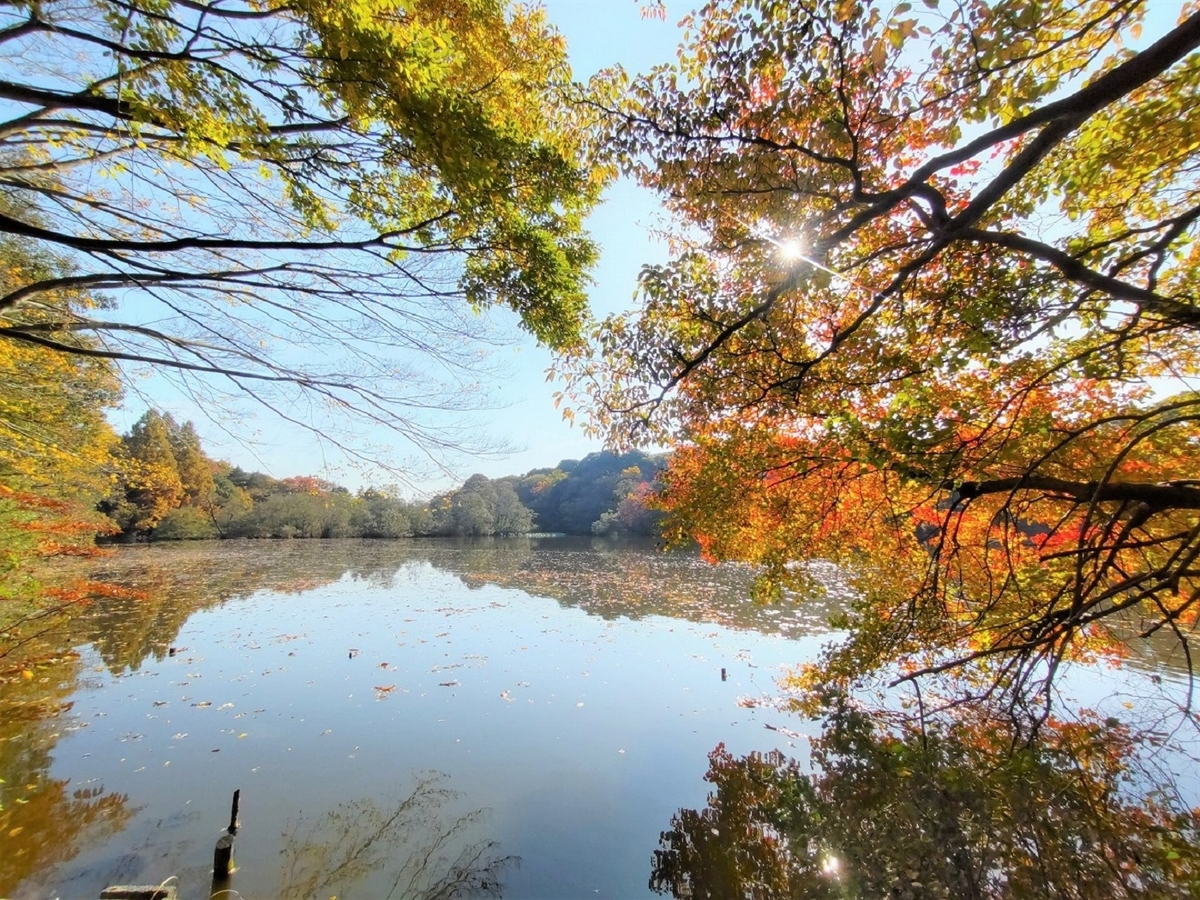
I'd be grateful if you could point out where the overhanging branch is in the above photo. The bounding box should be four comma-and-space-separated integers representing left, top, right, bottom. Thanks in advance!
955, 475, 1200, 510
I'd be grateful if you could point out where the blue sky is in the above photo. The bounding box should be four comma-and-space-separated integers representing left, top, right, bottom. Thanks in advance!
113, 1, 682, 494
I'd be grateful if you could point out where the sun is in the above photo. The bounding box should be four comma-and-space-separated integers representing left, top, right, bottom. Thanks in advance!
777, 237, 806, 261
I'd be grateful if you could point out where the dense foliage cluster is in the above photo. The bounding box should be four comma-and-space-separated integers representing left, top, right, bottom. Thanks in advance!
514, 451, 666, 535
0, 239, 127, 676
569, 0, 1200, 712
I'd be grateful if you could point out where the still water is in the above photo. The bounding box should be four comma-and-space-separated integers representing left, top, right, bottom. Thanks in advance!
2, 538, 1192, 899
3, 538, 845, 899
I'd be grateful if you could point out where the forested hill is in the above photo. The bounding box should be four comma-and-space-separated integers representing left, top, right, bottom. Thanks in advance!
510, 450, 666, 535
92, 409, 666, 540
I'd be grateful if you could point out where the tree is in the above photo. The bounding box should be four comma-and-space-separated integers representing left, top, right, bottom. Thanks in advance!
112, 410, 185, 534
0, 237, 126, 675
446, 473, 496, 535
516, 450, 666, 534
0, 0, 601, 467
0, 238, 122, 511
354, 489, 414, 538
151, 505, 218, 540
571, 0, 1200, 711
234, 490, 357, 538
492, 480, 535, 534
162, 416, 215, 509
227, 467, 282, 503
207, 469, 254, 536
592, 465, 661, 535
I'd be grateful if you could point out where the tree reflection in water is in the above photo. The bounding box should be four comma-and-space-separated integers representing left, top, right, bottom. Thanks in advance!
0, 657, 132, 896
277, 771, 516, 900
651, 697, 1199, 900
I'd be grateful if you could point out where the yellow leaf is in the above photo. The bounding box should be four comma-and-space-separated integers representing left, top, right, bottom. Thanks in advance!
871, 39, 888, 70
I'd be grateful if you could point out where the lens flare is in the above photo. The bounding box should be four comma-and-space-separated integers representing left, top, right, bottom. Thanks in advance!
778, 238, 805, 260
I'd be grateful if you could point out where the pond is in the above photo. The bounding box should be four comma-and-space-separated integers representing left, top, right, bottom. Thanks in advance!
1, 538, 1194, 899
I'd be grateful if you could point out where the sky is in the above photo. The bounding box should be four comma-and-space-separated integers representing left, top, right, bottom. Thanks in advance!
111, 1, 684, 494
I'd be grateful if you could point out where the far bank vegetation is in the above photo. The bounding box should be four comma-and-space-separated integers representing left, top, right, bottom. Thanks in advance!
106, 412, 665, 542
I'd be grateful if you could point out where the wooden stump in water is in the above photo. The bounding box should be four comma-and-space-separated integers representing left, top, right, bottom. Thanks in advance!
213, 831, 235, 879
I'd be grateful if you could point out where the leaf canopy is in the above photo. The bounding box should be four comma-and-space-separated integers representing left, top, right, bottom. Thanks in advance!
569, 0, 1200, 709
0, 0, 603, 463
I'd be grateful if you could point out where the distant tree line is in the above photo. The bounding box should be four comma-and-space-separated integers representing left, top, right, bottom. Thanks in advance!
101, 411, 666, 541
512, 454, 665, 536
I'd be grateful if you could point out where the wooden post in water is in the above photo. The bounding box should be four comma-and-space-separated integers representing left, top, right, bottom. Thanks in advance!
228, 789, 240, 834
213, 832, 234, 879
211, 788, 240, 896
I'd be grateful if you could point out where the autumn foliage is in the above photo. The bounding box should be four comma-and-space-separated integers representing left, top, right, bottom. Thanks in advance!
571, 0, 1200, 709
0, 238, 129, 674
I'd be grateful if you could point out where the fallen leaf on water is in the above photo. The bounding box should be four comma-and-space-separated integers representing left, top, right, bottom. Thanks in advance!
764, 723, 803, 739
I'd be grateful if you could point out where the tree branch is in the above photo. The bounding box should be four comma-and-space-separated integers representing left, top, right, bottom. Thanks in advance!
955, 475, 1200, 511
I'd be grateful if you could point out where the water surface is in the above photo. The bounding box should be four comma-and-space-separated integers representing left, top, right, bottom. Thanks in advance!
3, 537, 1192, 899
4, 538, 841, 899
